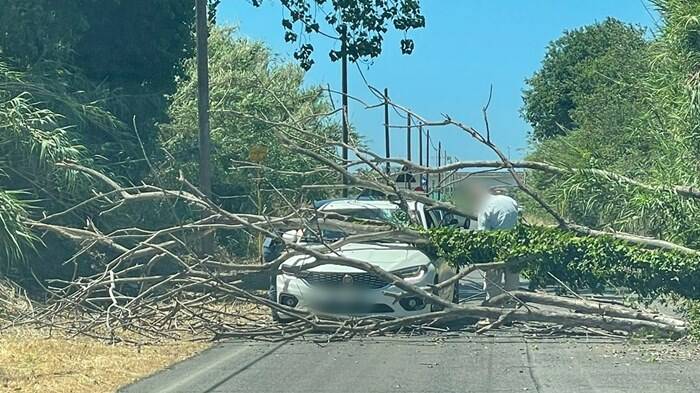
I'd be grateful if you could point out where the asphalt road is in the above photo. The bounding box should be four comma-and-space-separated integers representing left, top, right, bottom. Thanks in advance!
121, 275, 700, 393
121, 332, 700, 393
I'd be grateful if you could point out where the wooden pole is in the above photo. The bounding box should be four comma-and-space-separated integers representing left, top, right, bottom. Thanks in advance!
418, 124, 423, 189
384, 88, 390, 174
196, 0, 212, 254
418, 124, 423, 166
341, 26, 349, 197
425, 129, 430, 193
405, 113, 412, 189
196, 0, 210, 198
437, 141, 442, 201
407, 113, 412, 162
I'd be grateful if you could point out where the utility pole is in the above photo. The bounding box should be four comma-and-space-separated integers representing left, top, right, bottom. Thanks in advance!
196, 0, 210, 198
418, 124, 423, 190
406, 113, 412, 162
446, 156, 452, 196
384, 88, 390, 174
425, 129, 430, 194
341, 25, 349, 197
437, 141, 442, 201
196, 0, 212, 254
405, 113, 412, 189
418, 124, 423, 166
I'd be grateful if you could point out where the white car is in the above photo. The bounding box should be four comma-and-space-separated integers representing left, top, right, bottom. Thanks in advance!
270, 199, 465, 320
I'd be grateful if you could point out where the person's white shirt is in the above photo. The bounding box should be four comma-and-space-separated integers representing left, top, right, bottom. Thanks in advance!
476, 194, 519, 231
476, 193, 520, 302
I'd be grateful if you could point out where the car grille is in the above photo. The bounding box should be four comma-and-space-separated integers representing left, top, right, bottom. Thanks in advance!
312, 302, 394, 314
303, 272, 390, 289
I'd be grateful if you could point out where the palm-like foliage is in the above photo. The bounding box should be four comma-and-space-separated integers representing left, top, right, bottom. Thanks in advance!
0, 190, 35, 268
0, 62, 103, 270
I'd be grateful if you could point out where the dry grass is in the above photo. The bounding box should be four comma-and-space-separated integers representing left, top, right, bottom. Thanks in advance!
0, 329, 207, 393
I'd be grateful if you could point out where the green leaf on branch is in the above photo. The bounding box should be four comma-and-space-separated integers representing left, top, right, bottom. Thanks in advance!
427, 226, 700, 301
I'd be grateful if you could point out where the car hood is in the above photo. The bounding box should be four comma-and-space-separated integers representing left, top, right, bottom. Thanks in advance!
281, 242, 432, 273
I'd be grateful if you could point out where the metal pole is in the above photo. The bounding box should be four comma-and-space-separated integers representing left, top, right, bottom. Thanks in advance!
425, 129, 430, 194
384, 88, 390, 174
437, 141, 442, 201
341, 26, 349, 197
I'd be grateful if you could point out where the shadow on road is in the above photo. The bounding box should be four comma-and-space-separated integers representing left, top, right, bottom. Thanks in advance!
200, 341, 288, 393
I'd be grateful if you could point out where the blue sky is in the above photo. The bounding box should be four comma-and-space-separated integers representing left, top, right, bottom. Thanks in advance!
219, 0, 658, 163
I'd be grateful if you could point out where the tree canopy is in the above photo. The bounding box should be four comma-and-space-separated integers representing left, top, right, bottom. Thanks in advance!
522, 18, 650, 142
254, 0, 425, 69
0, 0, 194, 93
159, 27, 342, 253
523, 4, 700, 250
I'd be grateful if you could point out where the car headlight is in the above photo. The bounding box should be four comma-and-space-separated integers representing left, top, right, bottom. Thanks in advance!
392, 265, 428, 281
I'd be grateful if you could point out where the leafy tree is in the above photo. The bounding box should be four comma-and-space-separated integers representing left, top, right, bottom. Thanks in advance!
521, 19, 652, 230
73, 0, 194, 95
0, 0, 193, 93
253, 0, 425, 70
0, 1, 85, 66
159, 28, 341, 253
523, 4, 700, 250
522, 18, 650, 142
0, 0, 195, 180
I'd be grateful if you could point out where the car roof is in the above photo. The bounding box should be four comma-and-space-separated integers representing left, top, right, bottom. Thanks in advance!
319, 199, 418, 211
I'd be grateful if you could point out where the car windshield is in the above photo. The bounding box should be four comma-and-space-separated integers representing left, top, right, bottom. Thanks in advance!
303, 208, 409, 242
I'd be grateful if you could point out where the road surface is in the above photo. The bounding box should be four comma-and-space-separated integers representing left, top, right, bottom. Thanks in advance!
121, 332, 700, 393
122, 275, 700, 393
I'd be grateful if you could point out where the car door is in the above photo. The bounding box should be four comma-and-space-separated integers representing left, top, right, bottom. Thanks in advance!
420, 206, 461, 300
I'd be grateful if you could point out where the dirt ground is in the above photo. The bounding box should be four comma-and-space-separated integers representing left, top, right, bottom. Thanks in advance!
0, 329, 206, 393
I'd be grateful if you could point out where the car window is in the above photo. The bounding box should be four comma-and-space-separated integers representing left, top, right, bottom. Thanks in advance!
428, 208, 470, 229
303, 208, 410, 242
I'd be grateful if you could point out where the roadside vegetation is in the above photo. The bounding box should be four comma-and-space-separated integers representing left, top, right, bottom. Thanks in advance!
514, 0, 700, 328
0, 329, 205, 393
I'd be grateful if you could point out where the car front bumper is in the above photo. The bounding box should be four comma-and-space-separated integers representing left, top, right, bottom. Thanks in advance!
275, 271, 437, 319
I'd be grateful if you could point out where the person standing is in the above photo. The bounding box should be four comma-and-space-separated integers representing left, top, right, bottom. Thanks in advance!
476, 187, 520, 301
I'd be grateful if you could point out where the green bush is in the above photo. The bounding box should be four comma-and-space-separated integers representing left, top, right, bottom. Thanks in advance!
428, 226, 700, 300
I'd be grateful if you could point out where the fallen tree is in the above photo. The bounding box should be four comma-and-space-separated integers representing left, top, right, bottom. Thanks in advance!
2, 86, 697, 343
